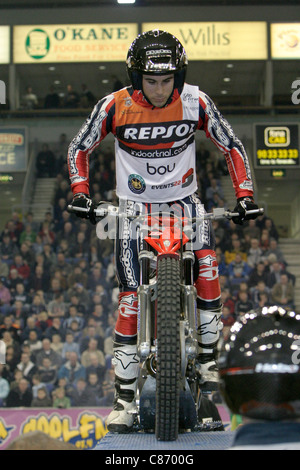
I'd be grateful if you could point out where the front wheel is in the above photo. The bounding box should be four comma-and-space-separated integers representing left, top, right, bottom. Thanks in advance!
155, 255, 181, 441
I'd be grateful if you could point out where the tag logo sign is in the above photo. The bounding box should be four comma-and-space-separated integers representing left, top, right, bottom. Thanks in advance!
0, 80, 6, 104
264, 126, 290, 147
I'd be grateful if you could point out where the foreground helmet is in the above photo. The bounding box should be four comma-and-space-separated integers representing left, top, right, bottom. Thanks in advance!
126, 29, 188, 90
218, 306, 300, 420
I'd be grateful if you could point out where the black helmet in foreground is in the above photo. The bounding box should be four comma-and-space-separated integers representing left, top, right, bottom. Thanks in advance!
126, 29, 188, 90
218, 306, 300, 420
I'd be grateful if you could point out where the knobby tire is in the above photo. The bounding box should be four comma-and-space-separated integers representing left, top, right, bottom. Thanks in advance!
155, 255, 181, 441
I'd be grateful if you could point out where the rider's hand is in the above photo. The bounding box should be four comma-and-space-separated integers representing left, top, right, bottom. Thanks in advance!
232, 197, 259, 225
69, 193, 97, 225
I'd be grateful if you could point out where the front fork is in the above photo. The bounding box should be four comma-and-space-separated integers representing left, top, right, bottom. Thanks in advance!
137, 247, 198, 368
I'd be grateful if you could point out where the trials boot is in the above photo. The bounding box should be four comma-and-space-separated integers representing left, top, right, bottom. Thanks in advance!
196, 306, 223, 392
106, 343, 139, 433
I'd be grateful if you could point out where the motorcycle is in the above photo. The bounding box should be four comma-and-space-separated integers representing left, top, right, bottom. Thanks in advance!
68, 202, 264, 441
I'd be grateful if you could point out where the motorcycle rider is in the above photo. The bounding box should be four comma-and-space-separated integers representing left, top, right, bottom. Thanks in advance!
219, 305, 300, 449
67, 29, 259, 432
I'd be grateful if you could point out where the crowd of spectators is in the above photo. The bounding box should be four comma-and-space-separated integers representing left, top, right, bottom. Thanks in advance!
0, 139, 296, 409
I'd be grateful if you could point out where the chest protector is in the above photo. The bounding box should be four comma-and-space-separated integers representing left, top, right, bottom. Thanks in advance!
114, 83, 199, 203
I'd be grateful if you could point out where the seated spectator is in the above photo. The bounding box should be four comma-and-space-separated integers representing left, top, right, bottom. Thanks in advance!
86, 371, 104, 404
80, 83, 96, 108
264, 238, 287, 267
0, 233, 18, 261
0, 279, 12, 314
234, 290, 255, 318
21, 85, 38, 109
47, 293, 67, 319
11, 300, 28, 328
0, 364, 10, 406
31, 386, 52, 407
44, 86, 60, 109
70, 232, 89, 261
271, 273, 295, 309
23, 329, 43, 358
68, 294, 87, 317
248, 261, 269, 288
36, 144, 56, 178
57, 352, 86, 385
63, 305, 84, 332
224, 236, 248, 265
256, 292, 271, 310
246, 237, 264, 269
19, 224, 37, 246
52, 386, 71, 409
35, 311, 52, 335
260, 228, 271, 253
44, 317, 64, 341
16, 351, 38, 384
72, 377, 97, 407
85, 352, 106, 383
6, 378, 33, 407
63, 84, 80, 108
250, 280, 271, 306
31, 373, 46, 398
228, 253, 252, 286
0, 258, 9, 279
220, 288, 235, 315
80, 323, 104, 354
242, 218, 261, 241
38, 357, 58, 389
3, 345, 19, 381
221, 305, 235, 328
65, 319, 83, 344
10, 282, 31, 308
263, 217, 279, 241
266, 259, 292, 288
50, 333, 63, 356
29, 293, 47, 316
66, 283, 90, 309
80, 338, 105, 368
9, 254, 30, 282
35, 338, 63, 370
0, 315, 20, 343
61, 332, 80, 360
38, 221, 55, 246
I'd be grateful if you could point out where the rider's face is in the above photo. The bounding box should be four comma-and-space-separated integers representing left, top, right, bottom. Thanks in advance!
142, 74, 174, 108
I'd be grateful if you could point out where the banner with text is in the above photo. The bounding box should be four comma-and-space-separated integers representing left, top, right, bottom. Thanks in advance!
142, 22, 267, 60
0, 26, 10, 64
0, 127, 28, 172
13, 24, 138, 63
254, 123, 299, 168
0, 407, 110, 449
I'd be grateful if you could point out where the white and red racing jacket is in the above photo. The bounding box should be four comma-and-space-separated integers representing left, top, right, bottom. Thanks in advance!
68, 83, 253, 203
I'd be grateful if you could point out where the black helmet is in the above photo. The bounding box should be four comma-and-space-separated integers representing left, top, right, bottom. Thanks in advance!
126, 29, 188, 90
218, 306, 300, 420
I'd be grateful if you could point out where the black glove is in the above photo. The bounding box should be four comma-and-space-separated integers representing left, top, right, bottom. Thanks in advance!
232, 197, 259, 225
69, 193, 97, 225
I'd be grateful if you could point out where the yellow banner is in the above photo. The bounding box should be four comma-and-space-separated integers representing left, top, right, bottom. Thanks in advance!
142, 22, 267, 60
271, 23, 300, 59
0, 26, 10, 64
13, 24, 138, 63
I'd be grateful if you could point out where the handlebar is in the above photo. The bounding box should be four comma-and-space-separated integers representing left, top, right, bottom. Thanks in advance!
67, 203, 264, 222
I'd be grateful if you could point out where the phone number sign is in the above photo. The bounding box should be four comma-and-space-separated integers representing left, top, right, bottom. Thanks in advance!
254, 124, 299, 168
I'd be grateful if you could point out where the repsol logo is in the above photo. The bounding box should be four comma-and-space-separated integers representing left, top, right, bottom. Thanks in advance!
146, 162, 175, 175
119, 121, 197, 144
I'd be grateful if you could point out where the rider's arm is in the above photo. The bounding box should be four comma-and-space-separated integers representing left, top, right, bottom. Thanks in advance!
197, 91, 253, 201
67, 93, 116, 197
